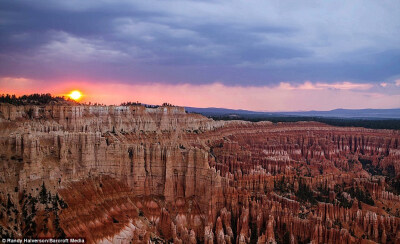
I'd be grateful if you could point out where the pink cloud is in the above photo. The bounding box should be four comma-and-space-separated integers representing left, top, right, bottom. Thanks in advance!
315, 82, 373, 90
278, 81, 372, 90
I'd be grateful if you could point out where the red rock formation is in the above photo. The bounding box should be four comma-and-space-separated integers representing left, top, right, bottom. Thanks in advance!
1, 103, 400, 243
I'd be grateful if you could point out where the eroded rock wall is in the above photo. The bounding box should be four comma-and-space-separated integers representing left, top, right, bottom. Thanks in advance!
1, 103, 400, 243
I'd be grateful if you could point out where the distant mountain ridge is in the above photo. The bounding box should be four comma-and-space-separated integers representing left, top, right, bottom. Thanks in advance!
185, 107, 400, 119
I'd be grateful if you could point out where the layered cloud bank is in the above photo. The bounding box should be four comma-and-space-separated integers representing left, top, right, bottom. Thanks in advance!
1, 77, 399, 111
0, 0, 399, 86
0, 0, 399, 110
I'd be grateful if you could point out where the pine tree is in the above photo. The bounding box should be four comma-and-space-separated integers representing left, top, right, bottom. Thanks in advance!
39, 182, 47, 204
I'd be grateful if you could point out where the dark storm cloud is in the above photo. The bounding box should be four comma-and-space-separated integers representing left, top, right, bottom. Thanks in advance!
0, 0, 399, 86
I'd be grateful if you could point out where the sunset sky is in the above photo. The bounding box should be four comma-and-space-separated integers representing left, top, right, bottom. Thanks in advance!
1, 0, 400, 111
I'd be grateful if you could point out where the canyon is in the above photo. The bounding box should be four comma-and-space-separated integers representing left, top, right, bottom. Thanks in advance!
0, 103, 400, 243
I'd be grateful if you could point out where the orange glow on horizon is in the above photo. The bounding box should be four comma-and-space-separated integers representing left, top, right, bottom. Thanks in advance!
1, 77, 399, 111
68, 90, 83, 101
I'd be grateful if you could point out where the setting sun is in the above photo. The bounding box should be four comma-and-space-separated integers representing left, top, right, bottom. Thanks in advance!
68, 90, 82, 101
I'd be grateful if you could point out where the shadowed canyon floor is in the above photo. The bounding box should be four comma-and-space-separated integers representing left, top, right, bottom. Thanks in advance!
0, 103, 400, 243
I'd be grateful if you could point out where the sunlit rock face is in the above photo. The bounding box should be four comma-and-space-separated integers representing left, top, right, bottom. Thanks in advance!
1, 103, 400, 243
